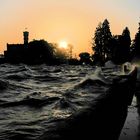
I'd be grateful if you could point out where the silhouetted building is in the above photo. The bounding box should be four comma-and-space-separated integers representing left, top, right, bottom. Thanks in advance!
4, 43, 26, 63
4, 31, 54, 64
4, 30, 29, 63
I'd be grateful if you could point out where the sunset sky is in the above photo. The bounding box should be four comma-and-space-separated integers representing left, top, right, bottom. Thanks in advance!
0, 0, 140, 55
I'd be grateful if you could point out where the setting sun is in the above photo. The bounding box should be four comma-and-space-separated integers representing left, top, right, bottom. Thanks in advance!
59, 41, 68, 49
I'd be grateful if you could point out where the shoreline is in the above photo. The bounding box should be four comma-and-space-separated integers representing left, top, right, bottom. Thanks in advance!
119, 97, 140, 140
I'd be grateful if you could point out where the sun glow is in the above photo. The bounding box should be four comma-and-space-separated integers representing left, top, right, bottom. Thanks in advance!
59, 41, 68, 49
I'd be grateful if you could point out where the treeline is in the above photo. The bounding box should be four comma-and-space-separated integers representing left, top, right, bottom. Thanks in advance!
79, 19, 140, 65
4, 19, 140, 65
28, 18, 140, 65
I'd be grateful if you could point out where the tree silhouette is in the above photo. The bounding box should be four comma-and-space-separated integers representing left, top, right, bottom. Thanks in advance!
49, 43, 68, 64
121, 27, 131, 62
92, 19, 112, 64
102, 19, 112, 60
111, 27, 131, 64
109, 35, 119, 63
92, 23, 103, 64
79, 52, 91, 65
28, 40, 54, 64
132, 22, 140, 57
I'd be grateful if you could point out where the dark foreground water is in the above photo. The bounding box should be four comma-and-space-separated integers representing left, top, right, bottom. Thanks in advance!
0, 64, 138, 140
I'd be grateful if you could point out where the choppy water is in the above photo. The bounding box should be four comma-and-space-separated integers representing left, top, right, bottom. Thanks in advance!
0, 64, 134, 140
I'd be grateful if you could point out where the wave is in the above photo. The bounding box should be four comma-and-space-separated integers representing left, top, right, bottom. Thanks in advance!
77, 78, 107, 88
0, 64, 136, 140
5, 74, 28, 81
0, 64, 27, 74
0, 80, 9, 90
0, 96, 60, 108
33, 74, 60, 82
74, 69, 109, 89
54, 98, 77, 111
41, 68, 61, 73
0, 128, 42, 140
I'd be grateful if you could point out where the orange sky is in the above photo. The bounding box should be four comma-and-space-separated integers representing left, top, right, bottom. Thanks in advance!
0, 0, 140, 55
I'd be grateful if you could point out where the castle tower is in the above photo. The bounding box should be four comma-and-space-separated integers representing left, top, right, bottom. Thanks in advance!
23, 30, 29, 47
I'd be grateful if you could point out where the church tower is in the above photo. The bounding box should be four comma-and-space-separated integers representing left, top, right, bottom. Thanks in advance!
23, 30, 29, 47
